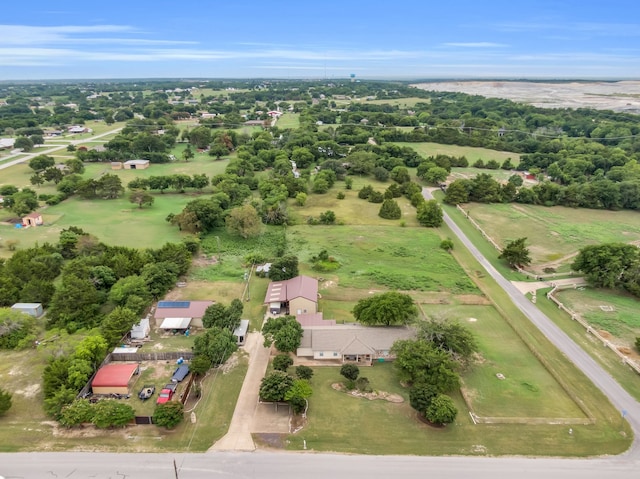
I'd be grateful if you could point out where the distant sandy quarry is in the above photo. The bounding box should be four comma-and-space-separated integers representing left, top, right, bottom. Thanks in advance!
411, 80, 640, 114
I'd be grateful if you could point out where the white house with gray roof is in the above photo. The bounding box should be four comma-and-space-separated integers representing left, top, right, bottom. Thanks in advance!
297, 324, 415, 364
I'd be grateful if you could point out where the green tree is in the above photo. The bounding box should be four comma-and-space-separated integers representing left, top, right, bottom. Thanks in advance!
295, 365, 314, 380
29, 154, 55, 172
10, 190, 39, 216
153, 401, 184, 429
259, 371, 294, 402
443, 180, 470, 205
43, 385, 76, 418
0, 387, 12, 416
295, 192, 307, 206
226, 204, 263, 239
284, 379, 313, 414
92, 400, 135, 428
269, 255, 299, 281
182, 144, 194, 162
417, 200, 443, 227
272, 353, 293, 372
319, 210, 336, 225
188, 126, 212, 149
192, 327, 238, 366
14, 136, 33, 151
47, 274, 102, 330
189, 355, 212, 376
440, 238, 454, 251
262, 315, 303, 353
58, 399, 94, 427
202, 303, 227, 329
409, 383, 439, 413
378, 199, 402, 220
141, 261, 179, 299
352, 292, 418, 326
390, 166, 410, 184
97, 174, 124, 199
101, 307, 138, 345
129, 190, 155, 208
424, 167, 449, 185
108, 275, 152, 308
424, 394, 458, 425
340, 363, 360, 381
418, 319, 478, 365
572, 243, 640, 291
0, 308, 35, 350
391, 339, 460, 392
499, 237, 532, 268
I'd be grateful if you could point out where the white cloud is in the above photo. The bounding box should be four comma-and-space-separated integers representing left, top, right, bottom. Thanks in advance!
442, 42, 507, 48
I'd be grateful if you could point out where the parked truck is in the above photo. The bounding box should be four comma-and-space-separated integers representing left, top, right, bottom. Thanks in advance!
156, 383, 178, 404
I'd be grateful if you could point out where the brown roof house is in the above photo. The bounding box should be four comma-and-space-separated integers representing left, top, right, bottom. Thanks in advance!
154, 300, 214, 328
297, 325, 416, 365
264, 275, 318, 316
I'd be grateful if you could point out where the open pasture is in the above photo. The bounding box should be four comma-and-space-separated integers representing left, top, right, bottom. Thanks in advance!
396, 141, 520, 165
463, 203, 640, 270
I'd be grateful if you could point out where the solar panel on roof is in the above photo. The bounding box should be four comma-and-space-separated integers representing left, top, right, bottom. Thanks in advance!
158, 301, 190, 308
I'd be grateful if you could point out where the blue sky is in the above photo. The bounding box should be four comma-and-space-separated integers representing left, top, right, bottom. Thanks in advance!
1, 0, 639, 80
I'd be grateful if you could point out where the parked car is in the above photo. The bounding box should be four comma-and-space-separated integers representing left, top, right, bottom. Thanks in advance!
156, 383, 178, 405
138, 385, 155, 400
171, 364, 190, 383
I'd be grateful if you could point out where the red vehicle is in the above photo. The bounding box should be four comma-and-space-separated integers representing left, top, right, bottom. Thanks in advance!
156, 383, 178, 404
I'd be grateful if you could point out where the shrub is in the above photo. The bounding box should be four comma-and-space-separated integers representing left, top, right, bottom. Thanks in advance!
295, 365, 314, 380
153, 401, 184, 429
336, 191, 345, 199
272, 353, 293, 371
340, 363, 359, 381
378, 199, 402, 220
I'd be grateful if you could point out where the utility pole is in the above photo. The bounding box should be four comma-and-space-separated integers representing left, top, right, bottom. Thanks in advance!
173, 459, 179, 479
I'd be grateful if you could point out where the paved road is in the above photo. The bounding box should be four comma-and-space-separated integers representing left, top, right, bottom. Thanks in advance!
0, 127, 122, 171
422, 188, 640, 458
0, 451, 638, 478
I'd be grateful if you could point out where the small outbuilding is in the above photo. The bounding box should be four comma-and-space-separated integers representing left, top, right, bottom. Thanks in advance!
111, 161, 123, 170
130, 317, 150, 340
11, 302, 43, 318
91, 363, 139, 395
159, 317, 192, 330
233, 319, 250, 346
22, 212, 43, 227
123, 159, 150, 170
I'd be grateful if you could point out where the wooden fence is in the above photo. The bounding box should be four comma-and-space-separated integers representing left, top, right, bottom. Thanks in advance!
546, 284, 640, 376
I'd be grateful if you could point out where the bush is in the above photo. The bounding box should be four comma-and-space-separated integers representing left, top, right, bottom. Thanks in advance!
424, 394, 458, 425
636, 337, 640, 352
340, 363, 359, 381
368, 191, 384, 203
153, 401, 184, 429
272, 353, 293, 371
0, 387, 12, 416
378, 199, 402, 220
336, 191, 345, 199
355, 377, 371, 392
295, 365, 314, 380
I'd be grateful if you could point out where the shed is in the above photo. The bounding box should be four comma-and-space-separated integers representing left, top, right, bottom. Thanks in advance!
112, 347, 139, 356
91, 363, 139, 395
22, 212, 43, 227
123, 159, 150, 170
130, 317, 150, 340
11, 303, 43, 318
233, 319, 250, 346
111, 161, 123, 170
159, 317, 192, 330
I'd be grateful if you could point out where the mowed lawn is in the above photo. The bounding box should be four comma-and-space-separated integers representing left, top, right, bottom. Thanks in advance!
463, 203, 640, 268
0, 193, 195, 255
394, 141, 521, 165
290, 363, 628, 456
423, 304, 585, 419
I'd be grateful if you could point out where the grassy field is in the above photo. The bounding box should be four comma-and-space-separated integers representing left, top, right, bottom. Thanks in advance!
288, 224, 478, 293
395, 142, 521, 165
0, 193, 195, 257
286, 363, 629, 456
275, 113, 300, 129
462, 203, 640, 270
555, 287, 640, 344
351, 97, 430, 107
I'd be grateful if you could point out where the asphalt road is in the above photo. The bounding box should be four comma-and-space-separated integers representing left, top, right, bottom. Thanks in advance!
421, 188, 640, 458
0, 451, 638, 479
0, 127, 122, 171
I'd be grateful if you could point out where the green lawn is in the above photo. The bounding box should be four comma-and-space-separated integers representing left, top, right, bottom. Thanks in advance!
287, 363, 629, 456
275, 113, 300, 129
0, 194, 195, 257
555, 287, 640, 343
395, 142, 521, 165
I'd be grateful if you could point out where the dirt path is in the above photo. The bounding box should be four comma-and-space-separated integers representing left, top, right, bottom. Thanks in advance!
209, 329, 271, 451
510, 277, 587, 295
